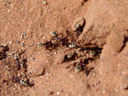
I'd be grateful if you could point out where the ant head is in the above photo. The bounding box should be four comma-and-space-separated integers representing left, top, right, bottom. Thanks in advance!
51, 31, 58, 37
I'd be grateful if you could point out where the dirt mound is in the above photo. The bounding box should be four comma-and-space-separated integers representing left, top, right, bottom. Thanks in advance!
0, 0, 128, 96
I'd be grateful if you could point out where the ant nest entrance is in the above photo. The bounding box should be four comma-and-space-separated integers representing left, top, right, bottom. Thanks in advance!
63, 46, 102, 76
40, 18, 102, 77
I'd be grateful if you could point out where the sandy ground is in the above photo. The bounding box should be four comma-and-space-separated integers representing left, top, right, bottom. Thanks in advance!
0, 0, 128, 96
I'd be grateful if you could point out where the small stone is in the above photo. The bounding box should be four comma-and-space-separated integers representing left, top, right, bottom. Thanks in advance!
46, 60, 48, 63
10, 4, 14, 7
39, 81, 42, 84
20, 35, 23, 39
54, 52, 57, 54
102, 90, 106, 94
3, 3, 6, 5
3, 44, 7, 47
56, 91, 60, 95
8, 9, 10, 12
27, 30, 30, 32
9, 41, 12, 44
43, 1, 47, 5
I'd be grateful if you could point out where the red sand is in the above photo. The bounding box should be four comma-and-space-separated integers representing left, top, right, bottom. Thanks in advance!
0, 0, 128, 96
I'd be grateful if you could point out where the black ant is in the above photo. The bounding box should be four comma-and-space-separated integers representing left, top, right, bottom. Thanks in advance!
74, 18, 86, 38
66, 59, 94, 77
62, 52, 77, 63
42, 31, 70, 50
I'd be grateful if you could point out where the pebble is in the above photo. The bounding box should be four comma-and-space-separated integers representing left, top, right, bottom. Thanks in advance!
20, 35, 23, 39
13, 87, 16, 90
27, 30, 30, 32
54, 52, 57, 54
22, 19, 25, 22
10, 4, 14, 7
46, 60, 48, 63
56, 91, 60, 95
39, 81, 42, 84
8, 9, 10, 12
43, 1, 47, 5
9, 41, 12, 44
102, 90, 106, 94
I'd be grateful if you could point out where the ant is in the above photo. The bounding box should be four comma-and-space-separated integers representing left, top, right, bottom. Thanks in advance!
62, 52, 77, 63
66, 59, 94, 77
42, 30, 70, 51
74, 18, 86, 38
